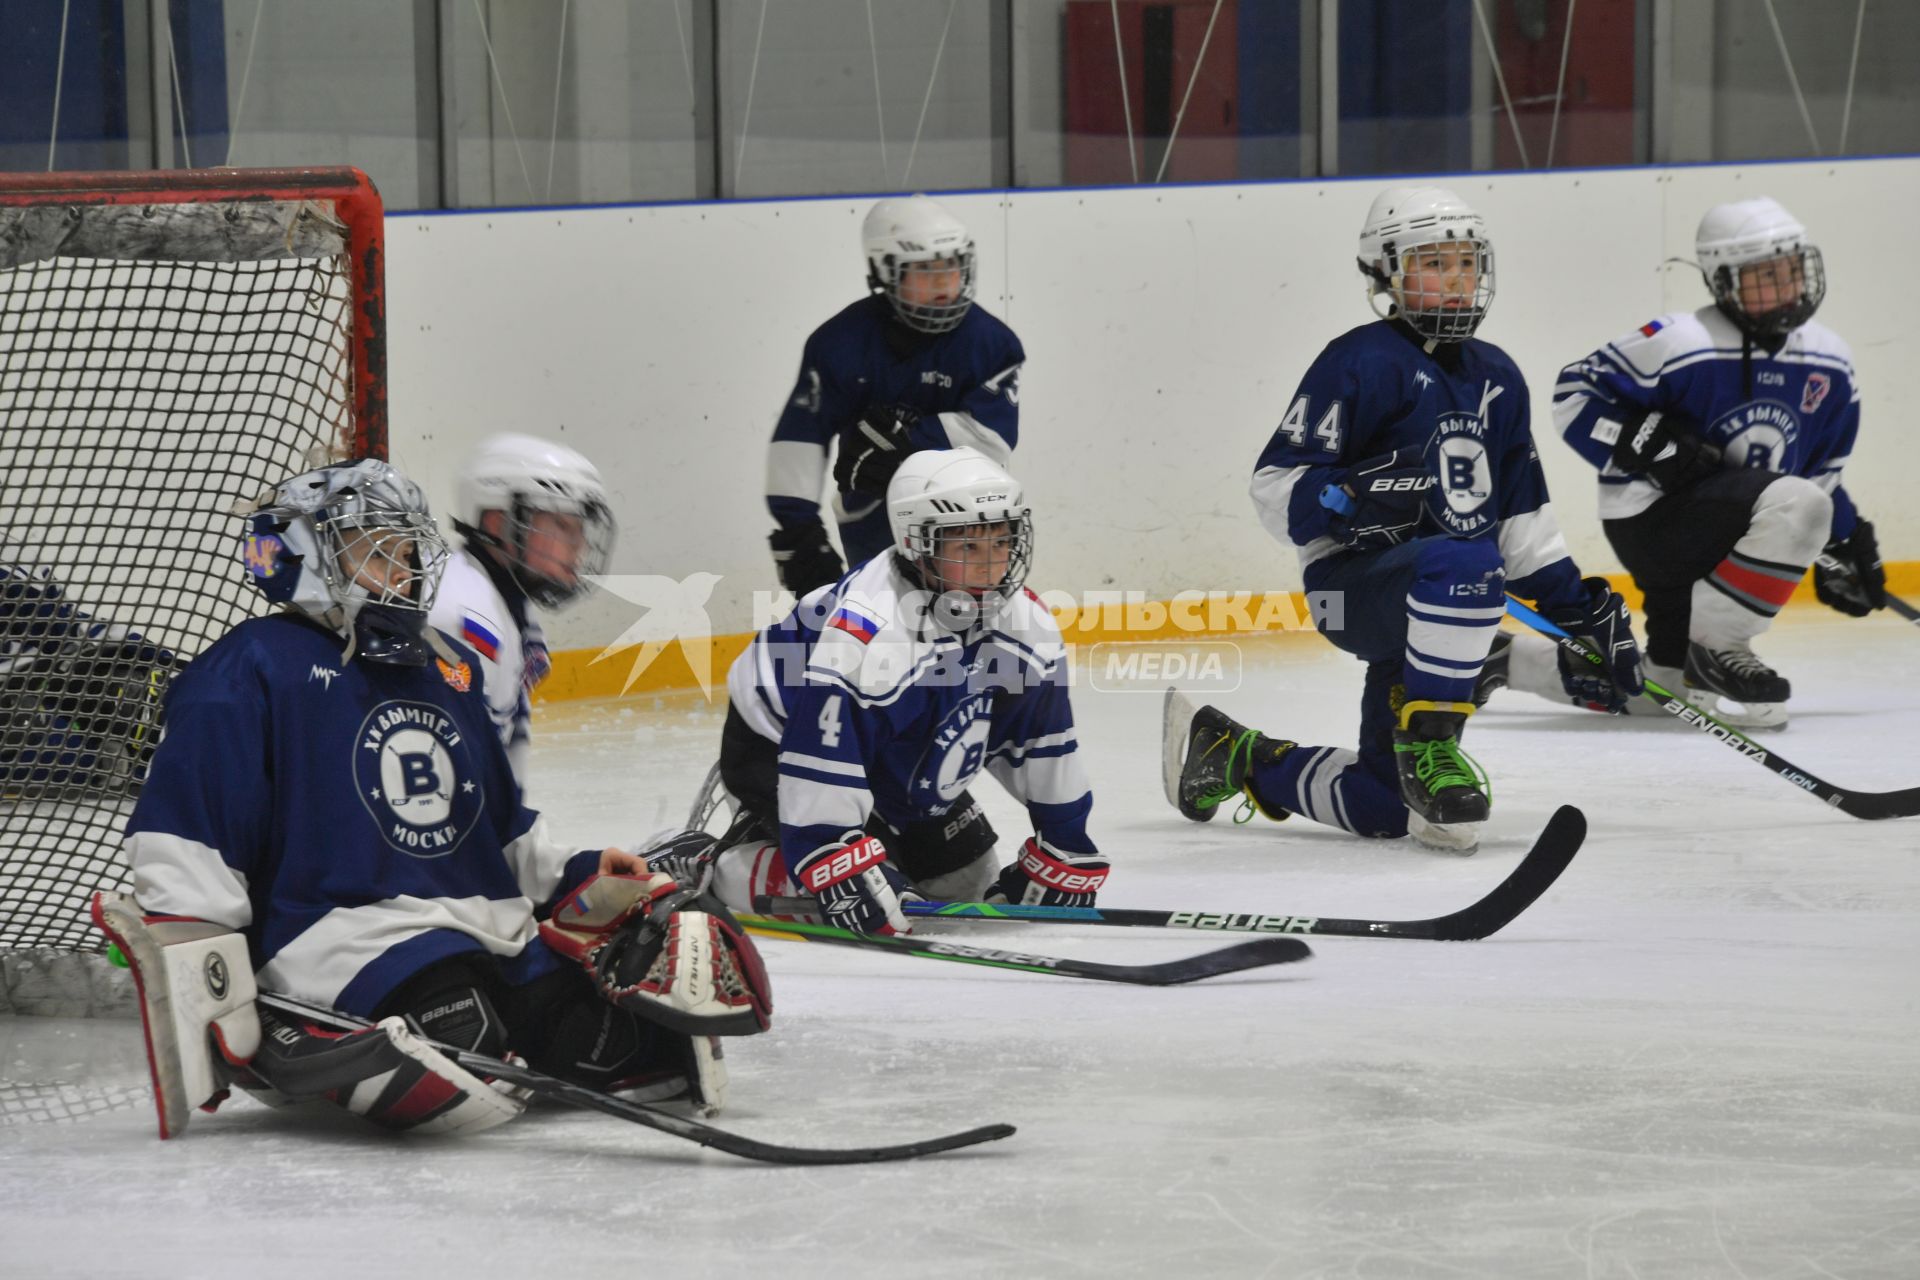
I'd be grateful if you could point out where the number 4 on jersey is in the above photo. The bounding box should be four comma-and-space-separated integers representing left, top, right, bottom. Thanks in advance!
817, 694, 844, 748
1276, 397, 1342, 453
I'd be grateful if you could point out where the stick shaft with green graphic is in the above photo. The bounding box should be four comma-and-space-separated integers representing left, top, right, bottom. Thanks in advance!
737, 915, 1310, 984
1506, 596, 1920, 820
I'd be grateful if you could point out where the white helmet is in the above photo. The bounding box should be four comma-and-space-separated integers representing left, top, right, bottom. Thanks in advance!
1695, 196, 1825, 337
244, 458, 451, 665
863, 195, 976, 335
886, 448, 1033, 624
455, 433, 615, 608
1356, 186, 1496, 342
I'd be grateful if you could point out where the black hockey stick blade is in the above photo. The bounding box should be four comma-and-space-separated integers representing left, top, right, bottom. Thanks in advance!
737, 914, 1311, 983
256, 992, 1013, 1166
754, 804, 1586, 942
1507, 597, 1920, 820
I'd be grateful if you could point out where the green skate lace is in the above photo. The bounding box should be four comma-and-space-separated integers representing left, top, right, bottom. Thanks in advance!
1193, 730, 1265, 824
1396, 736, 1493, 804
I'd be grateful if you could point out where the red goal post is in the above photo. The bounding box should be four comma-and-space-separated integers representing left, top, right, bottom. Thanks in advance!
0, 166, 388, 973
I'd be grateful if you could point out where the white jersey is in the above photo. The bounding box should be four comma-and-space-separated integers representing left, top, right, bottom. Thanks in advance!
429, 549, 548, 785
727, 553, 1096, 873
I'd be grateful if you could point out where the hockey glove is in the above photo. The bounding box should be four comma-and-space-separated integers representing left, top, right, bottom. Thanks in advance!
90, 893, 261, 1139
987, 837, 1111, 909
634, 828, 723, 888
540, 872, 773, 1037
794, 833, 918, 936
833, 404, 923, 498
769, 519, 845, 596
1814, 518, 1886, 618
1610, 409, 1722, 492
1321, 449, 1434, 550
1543, 576, 1645, 713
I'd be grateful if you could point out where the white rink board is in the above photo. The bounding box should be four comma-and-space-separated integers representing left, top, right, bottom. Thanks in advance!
380, 158, 1920, 650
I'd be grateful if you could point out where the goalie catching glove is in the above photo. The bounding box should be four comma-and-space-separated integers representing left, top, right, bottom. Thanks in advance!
539, 872, 773, 1037
987, 836, 1110, 909
795, 833, 918, 936
90, 892, 262, 1139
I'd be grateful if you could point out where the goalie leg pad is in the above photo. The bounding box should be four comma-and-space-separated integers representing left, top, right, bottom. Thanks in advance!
90, 892, 261, 1139
251, 1008, 525, 1136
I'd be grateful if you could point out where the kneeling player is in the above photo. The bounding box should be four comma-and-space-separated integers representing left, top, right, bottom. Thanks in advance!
1489, 196, 1881, 729
93, 458, 770, 1140
1186, 186, 1643, 854
655, 448, 1107, 935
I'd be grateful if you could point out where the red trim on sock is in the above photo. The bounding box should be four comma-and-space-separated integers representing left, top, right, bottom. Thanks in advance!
1713, 557, 1799, 609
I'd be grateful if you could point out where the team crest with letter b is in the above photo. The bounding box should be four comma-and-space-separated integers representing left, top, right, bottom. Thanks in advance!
353, 700, 485, 857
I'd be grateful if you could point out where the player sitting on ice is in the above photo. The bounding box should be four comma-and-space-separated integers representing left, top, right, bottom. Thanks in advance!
1483, 197, 1881, 730
1176, 186, 1643, 855
649, 447, 1106, 936
764, 195, 1026, 597
92, 458, 769, 1141
431, 433, 616, 786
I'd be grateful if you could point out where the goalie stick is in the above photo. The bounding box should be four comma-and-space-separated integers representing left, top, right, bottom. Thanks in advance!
736, 915, 1311, 983
255, 991, 1013, 1166
1506, 597, 1920, 820
754, 804, 1586, 942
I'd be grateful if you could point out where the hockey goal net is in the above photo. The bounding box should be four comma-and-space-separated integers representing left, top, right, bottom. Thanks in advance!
0, 167, 386, 991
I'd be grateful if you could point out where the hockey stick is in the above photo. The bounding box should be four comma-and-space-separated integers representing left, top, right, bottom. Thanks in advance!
736, 915, 1311, 983
755, 804, 1586, 942
1506, 597, 1920, 820
255, 991, 1013, 1166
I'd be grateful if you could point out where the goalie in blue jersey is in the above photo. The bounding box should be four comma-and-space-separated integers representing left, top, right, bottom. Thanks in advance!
1170, 187, 1644, 853
93, 458, 771, 1141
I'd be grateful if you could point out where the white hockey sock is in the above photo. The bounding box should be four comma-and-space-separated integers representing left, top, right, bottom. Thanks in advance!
1692, 476, 1830, 649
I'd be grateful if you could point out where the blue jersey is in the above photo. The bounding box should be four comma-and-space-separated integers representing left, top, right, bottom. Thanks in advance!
123, 613, 600, 1016
1250, 320, 1582, 608
1553, 306, 1861, 535
726, 554, 1094, 877
767, 295, 1025, 529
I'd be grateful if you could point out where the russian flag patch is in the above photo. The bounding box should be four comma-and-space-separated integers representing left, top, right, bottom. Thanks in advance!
1639, 319, 1664, 337
462, 614, 501, 660
827, 605, 881, 644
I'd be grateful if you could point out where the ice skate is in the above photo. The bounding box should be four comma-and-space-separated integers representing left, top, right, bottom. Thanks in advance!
1392, 701, 1489, 853
1162, 689, 1294, 823
1684, 641, 1789, 730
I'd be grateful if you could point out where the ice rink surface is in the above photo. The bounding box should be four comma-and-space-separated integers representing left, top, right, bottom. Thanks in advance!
5, 612, 1919, 1279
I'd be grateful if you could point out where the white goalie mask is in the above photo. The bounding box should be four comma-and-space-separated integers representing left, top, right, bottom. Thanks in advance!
1356, 186, 1496, 342
886, 448, 1033, 630
864, 195, 977, 335
455, 433, 616, 609
244, 458, 451, 665
1695, 196, 1825, 338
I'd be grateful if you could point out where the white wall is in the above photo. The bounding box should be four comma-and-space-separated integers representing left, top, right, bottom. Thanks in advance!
383, 156, 1920, 650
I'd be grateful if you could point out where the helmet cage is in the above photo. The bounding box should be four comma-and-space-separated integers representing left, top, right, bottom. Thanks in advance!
489, 489, 617, 609
1364, 235, 1496, 342
867, 244, 978, 335
899, 509, 1034, 604
1707, 244, 1825, 339
315, 498, 449, 621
